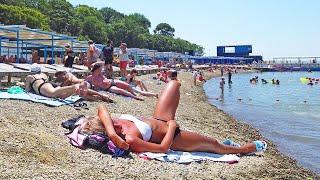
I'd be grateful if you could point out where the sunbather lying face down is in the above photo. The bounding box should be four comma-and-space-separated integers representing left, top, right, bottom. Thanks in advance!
24, 71, 111, 102
80, 80, 267, 154
85, 63, 144, 101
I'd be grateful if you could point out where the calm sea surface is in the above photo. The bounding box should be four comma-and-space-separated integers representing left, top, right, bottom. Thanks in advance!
204, 71, 320, 174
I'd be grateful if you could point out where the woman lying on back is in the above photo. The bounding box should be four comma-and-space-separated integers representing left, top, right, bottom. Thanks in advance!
22, 64, 111, 102
85, 63, 144, 100
54, 71, 84, 87
79, 80, 267, 154
126, 69, 158, 97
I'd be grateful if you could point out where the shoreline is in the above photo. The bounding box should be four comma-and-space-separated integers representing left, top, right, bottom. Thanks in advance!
0, 71, 318, 179
202, 70, 319, 177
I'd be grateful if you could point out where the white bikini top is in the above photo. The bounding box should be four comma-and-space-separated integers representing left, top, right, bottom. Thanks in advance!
119, 114, 152, 141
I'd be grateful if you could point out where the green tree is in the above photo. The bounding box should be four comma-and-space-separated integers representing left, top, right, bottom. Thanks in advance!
109, 17, 149, 47
0, 4, 49, 30
81, 16, 108, 43
127, 13, 151, 29
75, 5, 103, 21
0, 0, 48, 14
154, 23, 175, 37
99, 7, 125, 24
45, 0, 75, 34
0, 0, 25, 6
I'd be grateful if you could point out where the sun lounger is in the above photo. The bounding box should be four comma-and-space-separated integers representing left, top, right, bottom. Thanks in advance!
0, 63, 30, 83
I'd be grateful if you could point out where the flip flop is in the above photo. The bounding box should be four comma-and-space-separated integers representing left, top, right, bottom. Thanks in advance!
223, 139, 241, 147
253, 140, 267, 153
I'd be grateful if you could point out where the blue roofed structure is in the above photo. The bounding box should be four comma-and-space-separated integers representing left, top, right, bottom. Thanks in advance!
217, 45, 263, 64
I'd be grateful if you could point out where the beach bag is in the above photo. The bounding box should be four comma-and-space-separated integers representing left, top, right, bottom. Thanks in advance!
62, 116, 129, 157
7, 86, 24, 94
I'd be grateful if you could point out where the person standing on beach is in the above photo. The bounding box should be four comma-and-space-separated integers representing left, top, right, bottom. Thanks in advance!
227, 69, 232, 84
220, 66, 224, 76
119, 43, 129, 79
192, 70, 198, 86
86, 40, 100, 70
64, 50, 75, 68
102, 40, 114, 78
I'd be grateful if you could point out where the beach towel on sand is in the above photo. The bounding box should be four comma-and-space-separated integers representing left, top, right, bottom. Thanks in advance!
0, 91, 81, 106
139, 150, 240, 164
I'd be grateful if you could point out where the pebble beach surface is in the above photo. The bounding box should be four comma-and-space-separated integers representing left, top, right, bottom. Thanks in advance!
0, 71, 318, 179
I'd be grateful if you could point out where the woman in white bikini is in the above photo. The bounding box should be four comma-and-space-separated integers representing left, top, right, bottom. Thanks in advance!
79, 80, 267, 154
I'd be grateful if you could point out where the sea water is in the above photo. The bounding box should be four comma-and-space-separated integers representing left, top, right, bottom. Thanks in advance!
204, 71, 320, 173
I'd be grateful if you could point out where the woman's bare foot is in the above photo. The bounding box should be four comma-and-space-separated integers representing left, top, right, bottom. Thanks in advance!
102, 94, 114, 103
75, 82, 89, 96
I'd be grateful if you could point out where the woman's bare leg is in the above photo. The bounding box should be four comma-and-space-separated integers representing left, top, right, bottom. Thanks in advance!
132, 87, 158, 97
41, 84, 76, 98
108, 86, 144, 101
114, 80, 137, 96
153, 80, 180, 121
171, 130, 256, 154
86, 89, 112, 102
137, 80, 148, 91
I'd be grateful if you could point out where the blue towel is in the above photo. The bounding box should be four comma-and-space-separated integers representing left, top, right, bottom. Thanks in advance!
0, 91, 81, 106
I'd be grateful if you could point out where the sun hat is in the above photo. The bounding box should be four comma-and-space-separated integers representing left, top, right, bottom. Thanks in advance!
30, 63, 41, 73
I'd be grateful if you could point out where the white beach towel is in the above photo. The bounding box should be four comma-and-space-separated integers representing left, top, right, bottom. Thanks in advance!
0, 91, 81, 106
139, 150, 240, 164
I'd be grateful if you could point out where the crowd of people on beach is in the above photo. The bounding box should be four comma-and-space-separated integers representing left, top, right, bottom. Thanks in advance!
1, 39, 268, 162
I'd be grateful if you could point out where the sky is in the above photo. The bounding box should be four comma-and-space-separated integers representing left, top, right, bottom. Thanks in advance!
69, 0, 320, 60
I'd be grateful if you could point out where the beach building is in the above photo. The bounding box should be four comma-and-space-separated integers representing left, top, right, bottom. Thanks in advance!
188, 45, 262, 65
217, 45, 263, 64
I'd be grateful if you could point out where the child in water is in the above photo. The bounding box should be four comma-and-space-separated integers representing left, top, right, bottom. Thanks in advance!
220, 78, 225, 89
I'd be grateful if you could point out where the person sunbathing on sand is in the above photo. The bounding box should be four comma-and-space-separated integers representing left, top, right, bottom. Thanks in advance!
22, 64, 111, 102
79, 80, 267, 154
85, 63, 144, 101
54, 71, 84, 87
126, 69, 158, 97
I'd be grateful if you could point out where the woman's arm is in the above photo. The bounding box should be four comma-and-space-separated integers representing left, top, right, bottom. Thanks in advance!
98, 104, 129, 150
125, 120, 178, 153
24, 75, 32, 92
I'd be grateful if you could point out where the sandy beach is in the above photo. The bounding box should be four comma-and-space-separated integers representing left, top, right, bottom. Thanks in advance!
0, 71, 318, 179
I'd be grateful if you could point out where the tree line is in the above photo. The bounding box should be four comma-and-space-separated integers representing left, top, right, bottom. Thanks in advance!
0, 0, 204, 55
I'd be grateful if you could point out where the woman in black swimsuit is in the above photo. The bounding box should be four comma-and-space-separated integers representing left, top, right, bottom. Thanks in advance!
24, 70, 111, 101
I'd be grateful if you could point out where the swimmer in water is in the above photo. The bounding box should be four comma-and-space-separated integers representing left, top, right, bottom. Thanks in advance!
307, 80, 314, 86
261, 79, 268, 84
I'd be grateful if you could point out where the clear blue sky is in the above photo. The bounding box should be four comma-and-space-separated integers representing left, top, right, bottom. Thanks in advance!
69, 0, 320, 60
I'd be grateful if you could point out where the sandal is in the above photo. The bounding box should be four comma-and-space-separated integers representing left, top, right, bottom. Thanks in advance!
223, 139, 240, 147
253, 140, 267, 153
